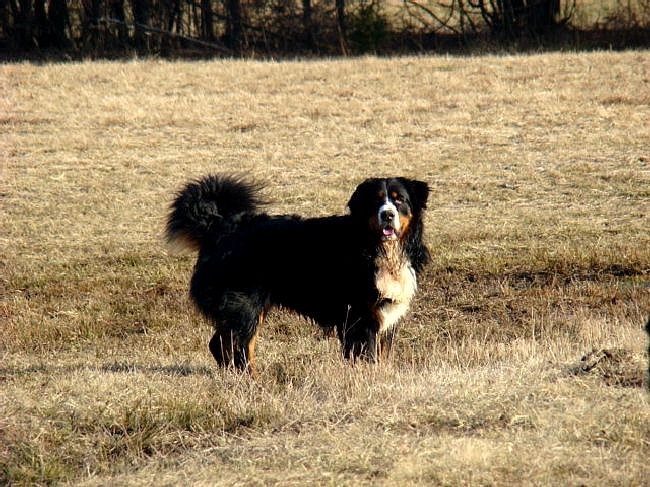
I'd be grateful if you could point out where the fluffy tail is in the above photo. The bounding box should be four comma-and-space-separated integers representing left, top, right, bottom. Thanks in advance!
166, 174, 264, 251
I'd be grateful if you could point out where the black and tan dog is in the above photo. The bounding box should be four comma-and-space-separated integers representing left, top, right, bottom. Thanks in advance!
166, 174, 429, 374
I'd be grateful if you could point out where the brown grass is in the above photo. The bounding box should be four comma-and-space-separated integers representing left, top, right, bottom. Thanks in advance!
2, 51, 649, 485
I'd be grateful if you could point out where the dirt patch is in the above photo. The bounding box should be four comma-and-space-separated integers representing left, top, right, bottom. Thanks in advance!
570, 348, 646, 388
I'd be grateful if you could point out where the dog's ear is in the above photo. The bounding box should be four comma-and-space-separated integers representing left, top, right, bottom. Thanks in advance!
347, 178, 380, 217
401, 178, 430, 273
401, 178, 429, 213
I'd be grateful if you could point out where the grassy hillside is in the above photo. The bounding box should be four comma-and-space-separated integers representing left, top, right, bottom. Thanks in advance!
2, 51, 649, 485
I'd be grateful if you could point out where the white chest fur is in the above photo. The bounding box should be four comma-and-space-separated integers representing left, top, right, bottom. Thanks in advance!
374, 247, 417, 334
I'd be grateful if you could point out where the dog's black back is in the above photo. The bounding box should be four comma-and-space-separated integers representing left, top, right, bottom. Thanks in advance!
191, 214, 374, 327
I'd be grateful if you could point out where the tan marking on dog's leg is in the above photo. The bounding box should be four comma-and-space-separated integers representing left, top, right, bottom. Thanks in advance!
246, 334, 258, 377
244, 309, 266, 377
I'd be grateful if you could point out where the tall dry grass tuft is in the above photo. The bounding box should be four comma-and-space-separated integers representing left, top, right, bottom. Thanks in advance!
2, 51, 649, 485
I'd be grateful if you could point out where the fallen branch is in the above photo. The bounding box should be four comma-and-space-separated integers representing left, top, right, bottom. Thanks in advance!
97, 17, 234, 54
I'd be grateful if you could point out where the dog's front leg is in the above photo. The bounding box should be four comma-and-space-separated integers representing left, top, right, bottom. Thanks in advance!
340, 319, 379, 363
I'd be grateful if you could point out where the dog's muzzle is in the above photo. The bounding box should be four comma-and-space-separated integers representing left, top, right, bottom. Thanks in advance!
378, 203, 400, 240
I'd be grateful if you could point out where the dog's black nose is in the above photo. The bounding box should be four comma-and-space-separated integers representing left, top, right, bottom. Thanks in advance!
380, 210, 395, 222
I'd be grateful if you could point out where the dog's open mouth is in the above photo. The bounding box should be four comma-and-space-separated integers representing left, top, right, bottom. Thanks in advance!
381, 225, 398, 240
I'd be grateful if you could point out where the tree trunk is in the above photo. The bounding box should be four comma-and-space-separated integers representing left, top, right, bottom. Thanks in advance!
33, 0, 49, 46
302, 0, 313, 49
48, 0, 70, 48
226, 0, 242, 52
87, 0, 102, 50
335, 0, 347, 54
132, 0, 149, 50
168, 0, 181, 33
529, 0, 560, 33
109, 0, 128, 46
15, 0, 35, 48
201, 0, 213, 41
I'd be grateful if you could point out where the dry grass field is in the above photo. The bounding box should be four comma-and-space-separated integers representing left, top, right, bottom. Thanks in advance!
2, 51, 649, 485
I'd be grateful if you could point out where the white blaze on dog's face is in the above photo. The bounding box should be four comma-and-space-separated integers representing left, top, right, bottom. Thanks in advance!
376, 181, 414, 242
378, 197, 400, 241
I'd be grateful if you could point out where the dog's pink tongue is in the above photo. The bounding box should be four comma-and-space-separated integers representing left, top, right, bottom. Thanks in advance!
383, 228, 395, 236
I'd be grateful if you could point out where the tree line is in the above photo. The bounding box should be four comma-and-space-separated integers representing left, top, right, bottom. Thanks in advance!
0, 0, 646, 56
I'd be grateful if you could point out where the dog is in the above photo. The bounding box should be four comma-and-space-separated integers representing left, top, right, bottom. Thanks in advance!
166, 174, 430, 374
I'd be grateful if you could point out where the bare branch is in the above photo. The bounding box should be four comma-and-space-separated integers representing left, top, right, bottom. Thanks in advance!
467, 0, 494, 28
457, 0, 480, 34
403, 0, 461, 35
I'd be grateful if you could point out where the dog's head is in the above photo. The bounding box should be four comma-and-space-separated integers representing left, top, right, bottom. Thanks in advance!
347, 177, 429, 243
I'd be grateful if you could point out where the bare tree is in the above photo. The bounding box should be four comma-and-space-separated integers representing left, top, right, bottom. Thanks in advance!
11, 0, 35, 48
201, 0, 214, 41
48, 0, 71, 47
336, 0, 347, 53
131, 0, 149, 50
302, 0, 314, 48
468, 0, 564, 37
109, 0, 128, 46
226, 0, 242, 51
404, 0, 566, 38
33, 0, 50, 46
85, 0, 103, 50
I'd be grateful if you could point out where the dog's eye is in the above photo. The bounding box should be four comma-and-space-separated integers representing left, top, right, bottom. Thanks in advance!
390, 191, 404, 204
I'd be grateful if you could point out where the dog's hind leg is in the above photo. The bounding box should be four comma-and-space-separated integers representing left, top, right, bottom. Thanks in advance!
243, 309, 267, 377
208, 294, 268, 375
209, 324, 257, 373
209, 326, 236, 368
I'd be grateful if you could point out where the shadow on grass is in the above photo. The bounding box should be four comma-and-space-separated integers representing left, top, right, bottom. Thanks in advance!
0, 362, 216, 380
